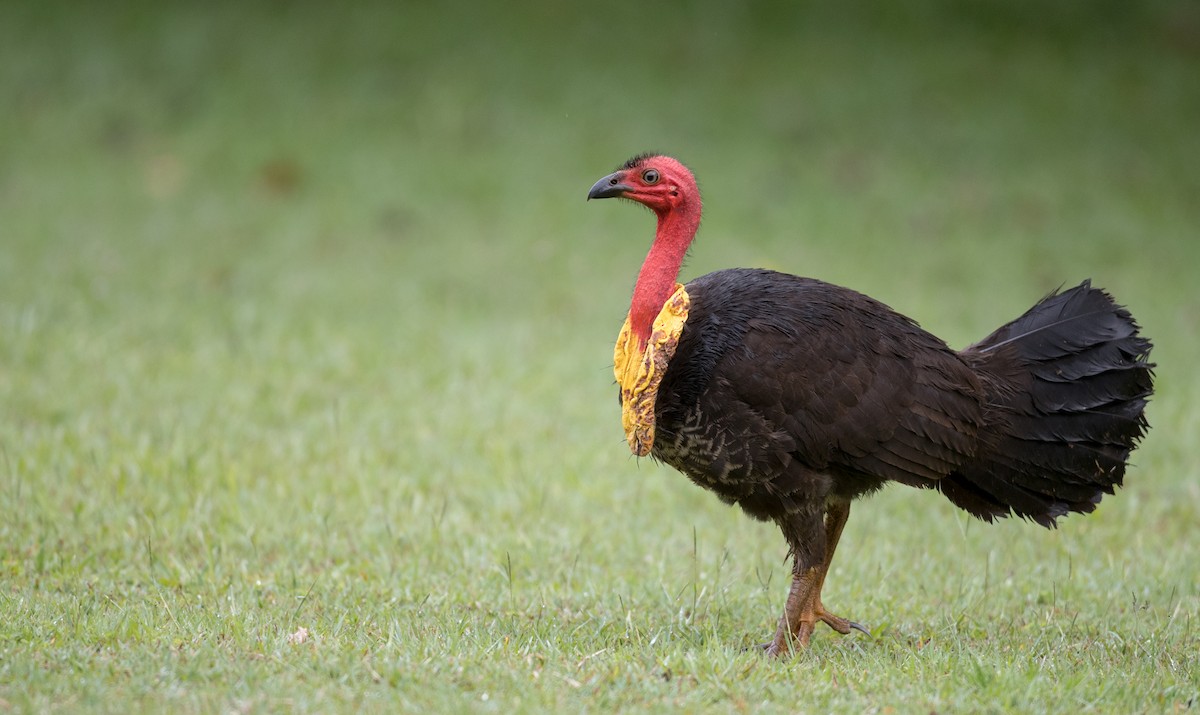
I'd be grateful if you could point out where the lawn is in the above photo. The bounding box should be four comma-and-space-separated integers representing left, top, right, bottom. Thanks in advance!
1, 1, 1198, 712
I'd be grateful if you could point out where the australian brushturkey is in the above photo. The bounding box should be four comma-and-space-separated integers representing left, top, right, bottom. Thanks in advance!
587, 153, 1154, 655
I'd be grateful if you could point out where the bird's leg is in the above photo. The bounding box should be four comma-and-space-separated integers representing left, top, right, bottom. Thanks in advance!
805, 500, 867, 637
764, 561, 823, 657
765, 500, 866, 656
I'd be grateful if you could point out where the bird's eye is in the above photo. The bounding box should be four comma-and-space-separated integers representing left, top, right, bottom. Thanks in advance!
641, 169, 660, 185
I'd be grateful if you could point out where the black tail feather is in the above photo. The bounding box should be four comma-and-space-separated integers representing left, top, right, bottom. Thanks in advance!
940, 281, 1154, 527
1028, 341, 1150, 382
1026, 368, 1154, 412
992, 436, 1128, 486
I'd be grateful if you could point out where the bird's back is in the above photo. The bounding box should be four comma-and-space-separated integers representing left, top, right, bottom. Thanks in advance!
650, 268, 987, 521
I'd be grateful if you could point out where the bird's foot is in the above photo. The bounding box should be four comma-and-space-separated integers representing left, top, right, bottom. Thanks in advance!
760, 601, 867, 658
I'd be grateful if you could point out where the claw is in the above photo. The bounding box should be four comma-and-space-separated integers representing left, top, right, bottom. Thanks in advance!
760, 637, 793, 658
814, 605, 867, 638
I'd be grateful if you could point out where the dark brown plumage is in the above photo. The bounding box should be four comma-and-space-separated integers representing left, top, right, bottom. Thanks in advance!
588, 154, 1154, 655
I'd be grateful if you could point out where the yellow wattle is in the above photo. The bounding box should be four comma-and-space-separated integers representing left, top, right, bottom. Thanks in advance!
613, 283, 691, 456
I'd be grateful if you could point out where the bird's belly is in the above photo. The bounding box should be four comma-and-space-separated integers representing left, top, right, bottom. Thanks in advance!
651, 405, 757, 497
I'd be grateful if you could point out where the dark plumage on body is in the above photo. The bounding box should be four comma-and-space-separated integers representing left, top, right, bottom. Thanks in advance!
588, 154, 1154, 655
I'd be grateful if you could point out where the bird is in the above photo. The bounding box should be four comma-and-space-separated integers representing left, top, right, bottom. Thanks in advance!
586, 153, 1154, 656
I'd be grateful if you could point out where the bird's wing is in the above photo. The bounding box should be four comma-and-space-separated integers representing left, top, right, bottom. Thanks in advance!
690, 270, 984, 492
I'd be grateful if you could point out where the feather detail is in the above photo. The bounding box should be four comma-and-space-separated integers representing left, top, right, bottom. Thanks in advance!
946, 280, 1154, 526
973, 281, 1134, 356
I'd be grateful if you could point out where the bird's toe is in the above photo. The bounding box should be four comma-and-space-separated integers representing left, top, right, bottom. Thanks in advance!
815, 606, 868, 638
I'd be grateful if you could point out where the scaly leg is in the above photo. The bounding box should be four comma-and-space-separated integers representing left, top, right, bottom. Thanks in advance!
764, 500, 867, 656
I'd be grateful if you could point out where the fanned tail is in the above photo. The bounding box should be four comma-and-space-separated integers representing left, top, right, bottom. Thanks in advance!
938, 280, 1154, 527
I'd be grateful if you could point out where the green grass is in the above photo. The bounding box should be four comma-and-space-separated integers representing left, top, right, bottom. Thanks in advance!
2, 1, 1198, 712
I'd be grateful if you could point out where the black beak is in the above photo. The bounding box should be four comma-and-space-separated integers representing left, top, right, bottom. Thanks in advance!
587, 171, 632, 200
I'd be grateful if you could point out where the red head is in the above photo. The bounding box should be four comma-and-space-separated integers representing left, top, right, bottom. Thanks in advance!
589, 154, 703, 346
586, 154, 700, 217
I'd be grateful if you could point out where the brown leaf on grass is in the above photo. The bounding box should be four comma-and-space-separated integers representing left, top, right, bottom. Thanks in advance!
259, 158, 303, 196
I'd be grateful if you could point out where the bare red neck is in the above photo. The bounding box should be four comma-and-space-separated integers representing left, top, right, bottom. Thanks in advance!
629, 202, 701, 346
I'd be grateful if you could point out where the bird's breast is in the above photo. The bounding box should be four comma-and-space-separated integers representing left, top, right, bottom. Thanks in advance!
614, 283, 690, 456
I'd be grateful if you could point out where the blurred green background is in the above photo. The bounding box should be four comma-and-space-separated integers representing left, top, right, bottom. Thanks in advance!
2, 1, 1198, 712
